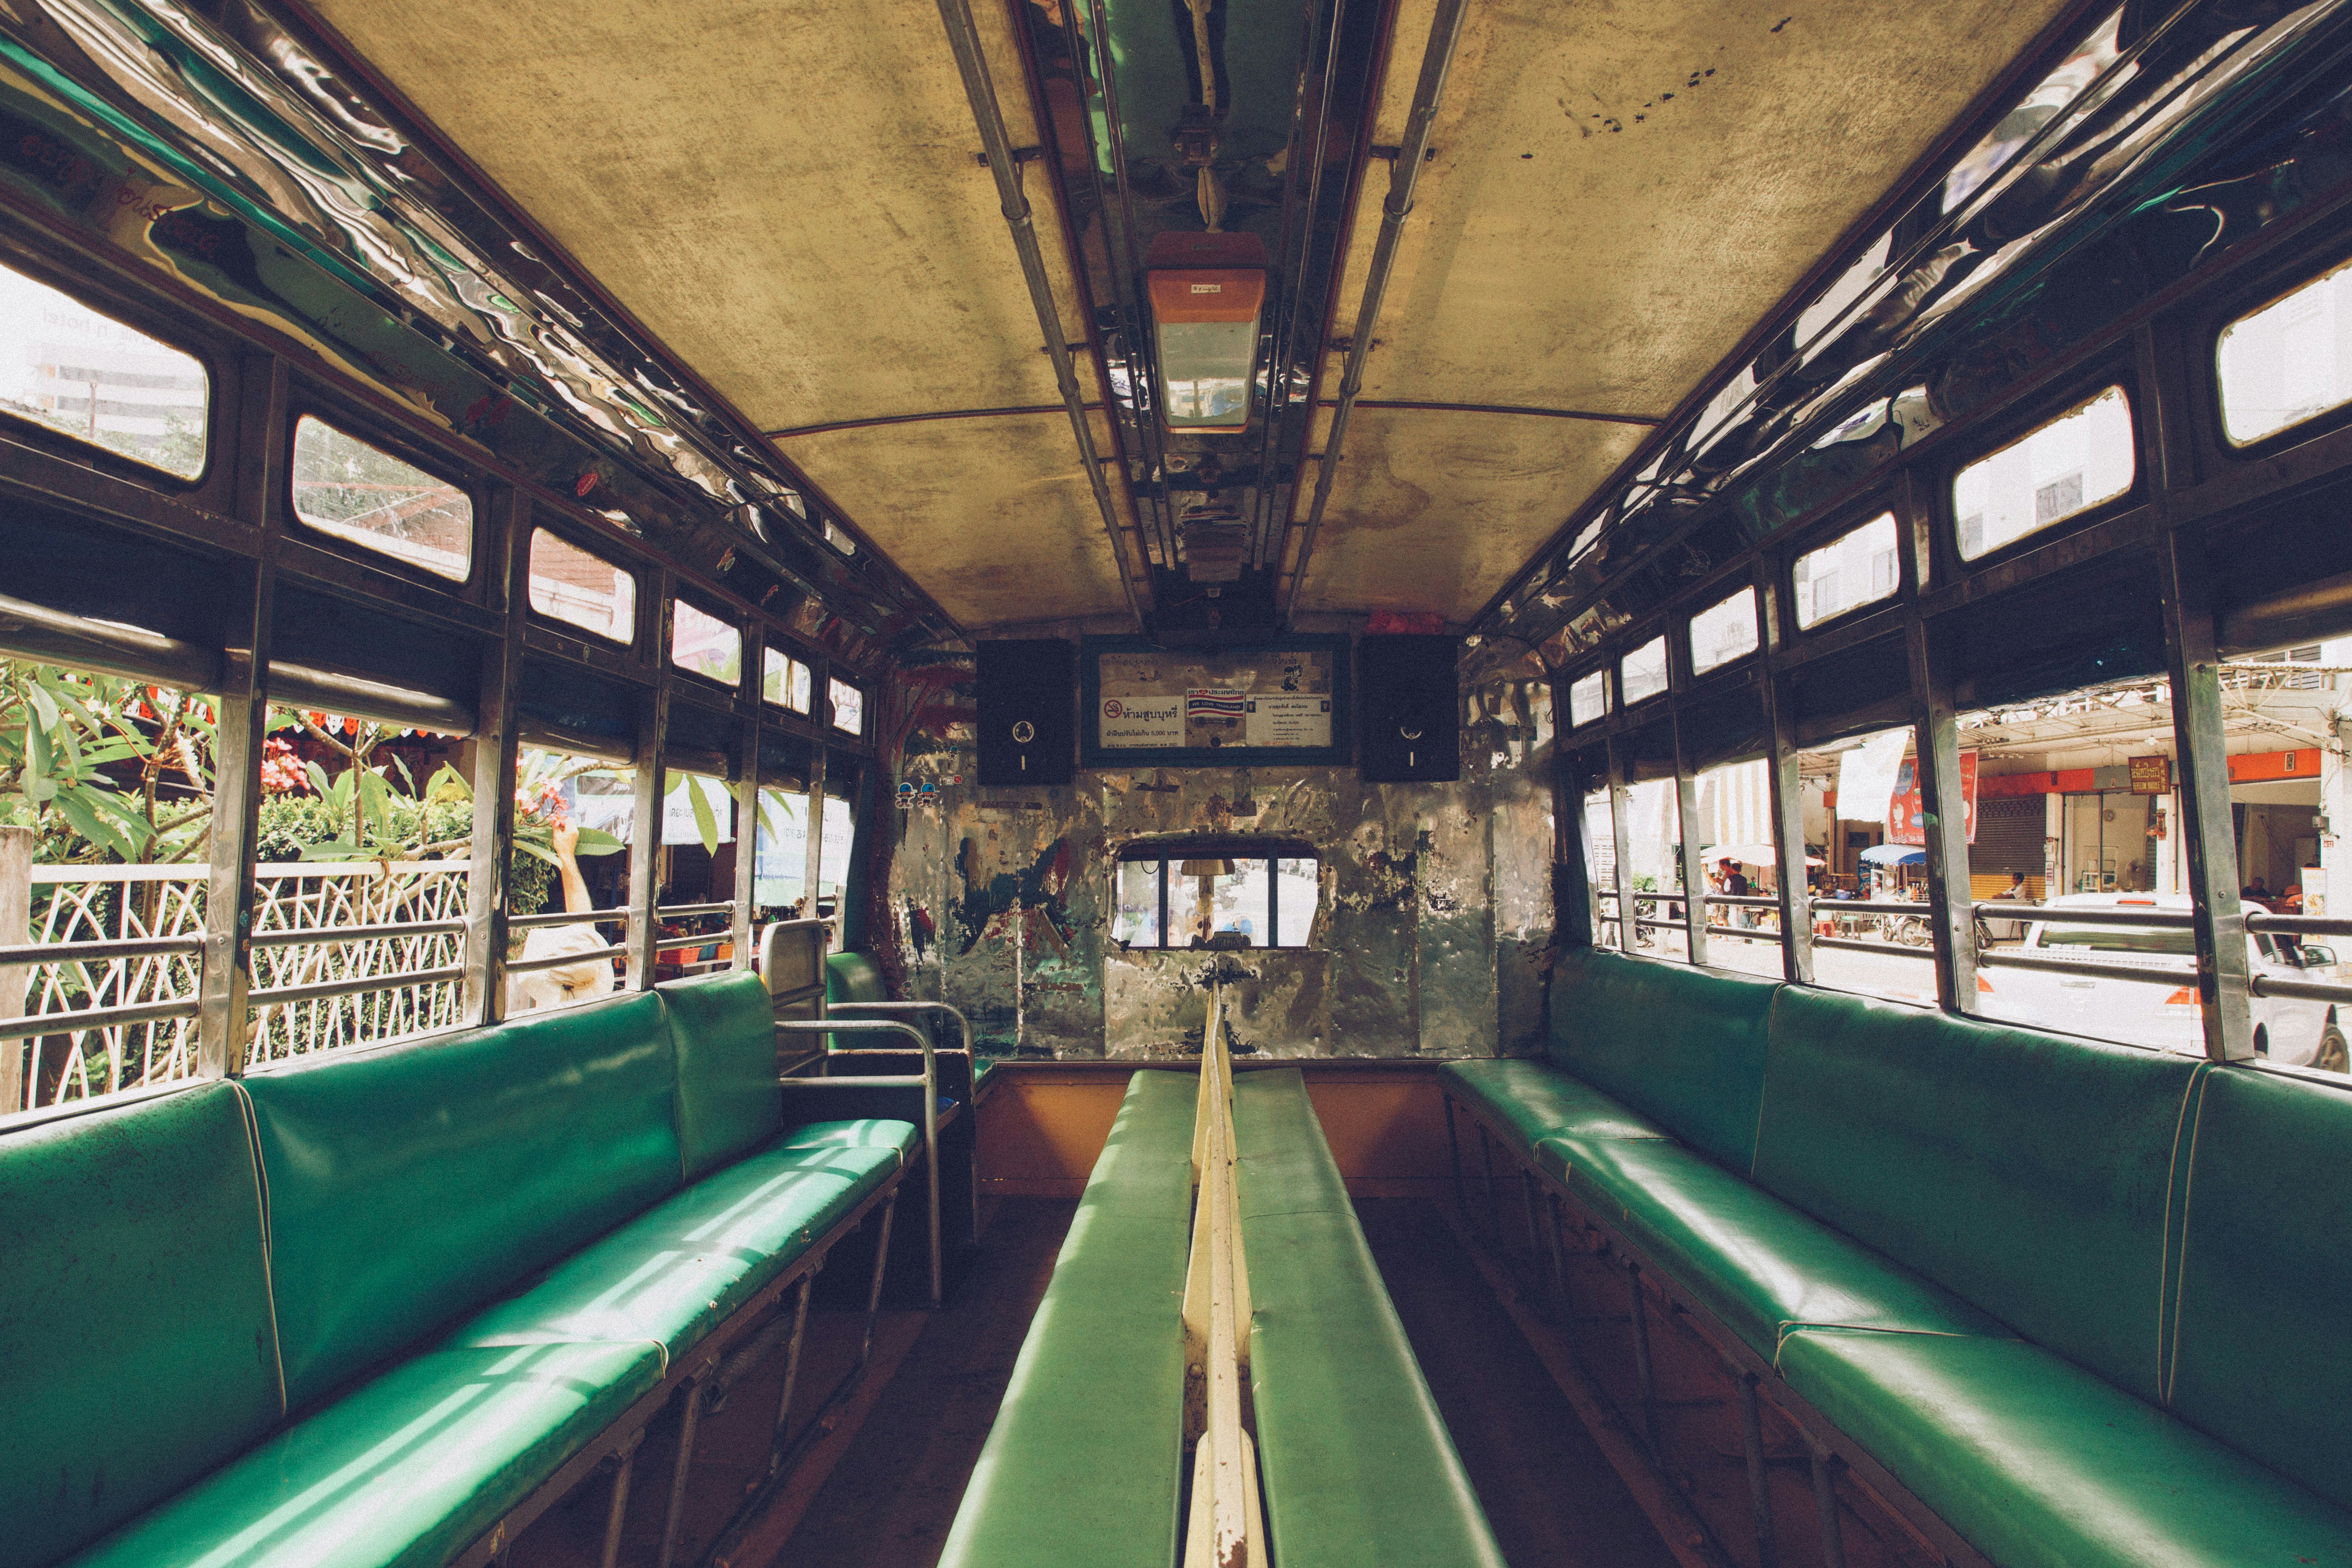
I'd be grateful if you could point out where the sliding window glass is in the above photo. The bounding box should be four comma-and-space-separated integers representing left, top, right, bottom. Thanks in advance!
1793, 513, 1898, 629
829, 677, 865, 737
1568, 668, 1609, 729
1582, 779, 1621, 950
0, 260, 207, 478
763, 647, 812, 714
1689, 588, 1759, 675
671, 600, 742, 687
754, 787, 852, 918
1954, 386, 2134, 560
1620, 637, 1669, 706
2217, 257, 2352, 446
527, 530, 635, 644
291, 416, 473, 580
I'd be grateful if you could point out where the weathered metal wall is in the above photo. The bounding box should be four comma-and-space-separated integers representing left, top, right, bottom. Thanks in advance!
890, 677, 1555, 1060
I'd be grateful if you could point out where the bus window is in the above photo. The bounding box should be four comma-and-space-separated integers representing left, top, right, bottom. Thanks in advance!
1689, 588, 1759, 676
829, 678, 865, 735
670, 600, 742, 686
291, 416, 473, 580
1802, 725, 1937, 1006
2217, 257, 2352, 446
527, 530, 636, 644
1110, 847, 1320, 949
1793, 513, 1898, 629
763, 647, 812, 713
1953, 387, 2134, 560
0, 260, 208, 479
1693, 757, 1782, 980
1568, 668, 1609, 729
1620, 637, 1668, 706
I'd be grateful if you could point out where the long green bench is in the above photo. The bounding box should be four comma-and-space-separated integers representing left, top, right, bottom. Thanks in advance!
0, 971, 914, 1568
936, 1069, 1195, 1568
1441, 947, 2352, 1568
1235, 1069, 1506, 1568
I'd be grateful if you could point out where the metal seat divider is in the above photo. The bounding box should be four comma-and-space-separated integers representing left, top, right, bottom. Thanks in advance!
776, 1016, 941, 1307
828, 999, 982, 1245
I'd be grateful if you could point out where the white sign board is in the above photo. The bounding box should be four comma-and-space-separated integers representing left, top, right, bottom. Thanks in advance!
1099, 694, 1184, 749
1245, 693, 1332, 748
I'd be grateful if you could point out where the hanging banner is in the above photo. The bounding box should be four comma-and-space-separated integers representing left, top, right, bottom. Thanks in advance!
1888, 750, 1980, 845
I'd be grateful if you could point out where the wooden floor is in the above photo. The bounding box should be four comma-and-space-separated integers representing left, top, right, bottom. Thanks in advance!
761, 1195, 1675, 1568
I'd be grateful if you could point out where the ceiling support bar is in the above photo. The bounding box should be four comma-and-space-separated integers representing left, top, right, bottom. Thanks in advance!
1283, 0, 1470, 619
934, 0, 1148, 627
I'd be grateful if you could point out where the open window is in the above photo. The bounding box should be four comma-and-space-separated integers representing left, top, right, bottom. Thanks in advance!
291, 416, 473, 580
1954, 386, 2135, 560
1793, 512, 1899, 630
527, 529, 636, 644
1690, 586, 1760, 676
1111, 840, 1321, 949
670, 599, 742, 687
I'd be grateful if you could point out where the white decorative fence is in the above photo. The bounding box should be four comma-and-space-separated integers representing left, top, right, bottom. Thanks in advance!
3, 860, 471, 1114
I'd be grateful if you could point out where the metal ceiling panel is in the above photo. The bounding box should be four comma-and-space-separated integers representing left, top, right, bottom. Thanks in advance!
1297, 406, 1649, 620
778, 411, 1132, 627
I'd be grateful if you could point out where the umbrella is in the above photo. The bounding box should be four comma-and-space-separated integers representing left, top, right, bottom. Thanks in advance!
1859, 843, 1926, 867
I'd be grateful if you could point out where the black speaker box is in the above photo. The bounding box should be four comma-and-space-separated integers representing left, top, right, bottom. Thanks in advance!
1357, 634, 1460, 782
976, 640, 1075, 785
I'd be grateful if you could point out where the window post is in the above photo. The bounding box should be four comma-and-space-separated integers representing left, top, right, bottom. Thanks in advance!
804, 657, 829, 943
1607, 730, 1636, 954
462, 488, 527, 1025
733, 626, 763, 971
1670, 659, 1708, 970
1900, 478, 1977, 1012
200, 352, 286, 1078
1756, 557, 1813, 985
625, 575, 672, 991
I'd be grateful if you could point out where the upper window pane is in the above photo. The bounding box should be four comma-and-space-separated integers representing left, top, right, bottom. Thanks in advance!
671, 600, 741, 686
763, 647, 812, 712
527, 529, 634, 644
1568, 669, 1609, 728
829, 678, 864, 735
1690, 588, 1760, 675
1793, 512, 1899, 629
1954, 386, 2135, 560
291, 417, 472, 580
2218, 258, 2352, 445
1620, 637, 1669, 705
0, 261, 207, 479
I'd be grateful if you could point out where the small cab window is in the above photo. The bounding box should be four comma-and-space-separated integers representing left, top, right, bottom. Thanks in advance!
2217, 258, 2352, 446
1112, 844, 1321, 949
1953, 385, 2134, 560
763, 647, 812, 713
1793, 511, 1899, 629
829, 677, 864, 735
1568, 669, 1609, 728
671, 599, 741, 686
1690, 587, 1759, 675
0, 260, 208, 479
527, 529, 635, 643
291, 416, 472, 580
1620, 636, 1669, 705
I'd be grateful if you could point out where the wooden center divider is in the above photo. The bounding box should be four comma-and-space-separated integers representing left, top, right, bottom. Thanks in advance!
1180, 983, 1268, 1568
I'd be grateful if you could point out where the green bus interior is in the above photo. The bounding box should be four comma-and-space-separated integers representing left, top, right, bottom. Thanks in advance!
7, 0, 2352, 1565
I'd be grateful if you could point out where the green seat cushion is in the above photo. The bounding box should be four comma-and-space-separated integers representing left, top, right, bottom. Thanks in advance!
65, 1340, 661, 1568
1439, 1058, 1665, 1158
1545, 1135, 2001, 1360
1755, 986, 2200, 1403
939, 1070, 1194, 1568
243, 991, 683, 1412
1777, 1328, 2352, 1568
972, 1056, 999, 1089
1237, 1070, 1506, 1568
0, 1084, 284, 1568
774, 1117, 918, 1161
824, 952, 886, 1007
659, 971, 781, 1179
2168, 1066, 2352, 1514
1549, 948, 1778, 1171
451, 1140, 901, 1365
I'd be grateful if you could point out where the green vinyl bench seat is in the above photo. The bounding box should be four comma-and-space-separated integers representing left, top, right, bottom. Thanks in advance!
1442, 946, 2352, 1568
3, 970, 915, 1568
1235, 1069, 1506, 1568
937, 1069, 1195, 1568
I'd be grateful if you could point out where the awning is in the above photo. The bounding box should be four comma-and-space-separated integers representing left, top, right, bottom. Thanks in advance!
1859, 843, 1927, 867
1703, 844, 1822, 867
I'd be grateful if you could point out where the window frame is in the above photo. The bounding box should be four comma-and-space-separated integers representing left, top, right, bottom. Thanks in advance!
1687, 585, 1761, 678
1566, 664, 1613, 731
1619, 634, 1671, 707
0, 255, 219, 491
2209, 245, 2352, 457
1111, 839, 1321, 951
524, 524, 639, 648
668, 593, 745, 693
1790, 508, 1904, 633
1947, 380, 2141, 566
285, 407, 481, 588
763, 645, 815, 715
827, 675, 865, 738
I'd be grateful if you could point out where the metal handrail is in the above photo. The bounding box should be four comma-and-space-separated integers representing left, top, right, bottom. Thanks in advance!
656, 901, 736, 918
248, 919, 466, 947
2249, 973, 2352, 1005
1969, 901, 2193, 928
501, 946, 619, 977
828, 1001, 979, 1239
776, 1016, 941, 1308
1975, 950, 2195, 988
1813, 936, 1932, 958
0, 997, 200, 1041
248, 965, 466, 1008
1810, 899, 1939, 917
1705, 893, 1782, 908
656, 933, 733, 953
508, 908, 627, 931
2244, 912, 2352, 939
0, 936, 202, 964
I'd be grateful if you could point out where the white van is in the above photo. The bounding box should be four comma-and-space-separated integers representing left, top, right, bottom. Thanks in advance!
1976, 892, 2349, 1071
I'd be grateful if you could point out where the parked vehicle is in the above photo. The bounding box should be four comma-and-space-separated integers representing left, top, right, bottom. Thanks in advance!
1976, 893, 2350, 1070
